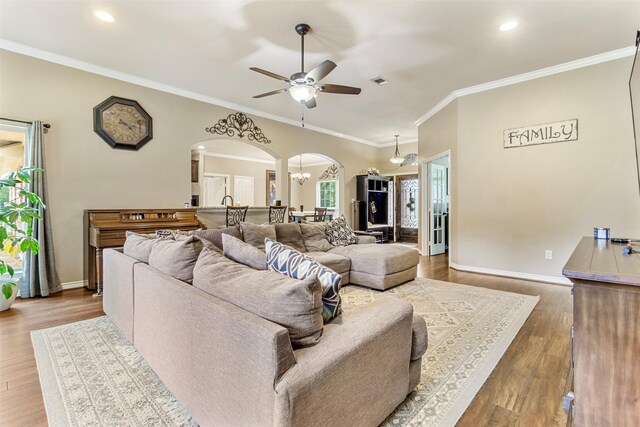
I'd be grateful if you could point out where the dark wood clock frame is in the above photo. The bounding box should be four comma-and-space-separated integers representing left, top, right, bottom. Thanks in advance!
93, 96, 153, 150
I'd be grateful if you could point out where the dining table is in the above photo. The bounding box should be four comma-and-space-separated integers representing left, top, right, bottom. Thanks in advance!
290, 210, 335, 222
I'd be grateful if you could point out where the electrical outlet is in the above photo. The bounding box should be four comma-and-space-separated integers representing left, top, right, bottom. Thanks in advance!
545, 250, 553, 260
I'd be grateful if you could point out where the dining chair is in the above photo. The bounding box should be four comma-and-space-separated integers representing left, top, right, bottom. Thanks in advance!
226, 205, 249, 226
313, 207, 328, 222
269, 205, 287, 223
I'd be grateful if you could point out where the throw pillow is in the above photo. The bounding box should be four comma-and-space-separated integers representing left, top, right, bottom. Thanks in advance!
240, 222, 276, 250
123, 231, 157, 263
192, 226, 241, 251
299, 223, 333, 252
324, 215, 358, 246
222, 233, 267, 270
193, 247, 323, 347
274, 222, 307, 252
265, 238, 342, 323
155, 229, 196, 239
148, 235, 209, 283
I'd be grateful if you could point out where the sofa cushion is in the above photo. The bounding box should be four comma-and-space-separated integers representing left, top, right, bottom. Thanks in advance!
325, 215, 358, 246
305, 251, 351, 274
265, 239, 342, 323
300, 223, 333, 252
222, 233, 266, 270
329, 244, 420, 275
193, 247, 323, 347
274, 223, 306, 252
148, 235, 208, 283
240, 222, 276, 250
123, 231, 157, 263
193, 226, 241, 250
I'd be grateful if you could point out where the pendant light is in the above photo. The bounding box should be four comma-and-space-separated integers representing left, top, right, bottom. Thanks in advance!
291, 155, 311, 185
389, 134, 404, 164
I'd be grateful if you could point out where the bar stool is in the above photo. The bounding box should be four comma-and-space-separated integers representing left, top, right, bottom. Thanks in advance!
226, 205, 249, 226
269, 205, 287, 223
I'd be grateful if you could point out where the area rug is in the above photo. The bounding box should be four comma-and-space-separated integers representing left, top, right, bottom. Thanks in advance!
341, 278, 539, 426
32, 277, 538, 427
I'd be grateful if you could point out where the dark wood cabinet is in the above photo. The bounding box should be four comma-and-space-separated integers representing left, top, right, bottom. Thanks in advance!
562, 237, 640, 426
355, 175, 391, 240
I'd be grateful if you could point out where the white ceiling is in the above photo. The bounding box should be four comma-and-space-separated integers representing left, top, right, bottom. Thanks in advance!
1, 0, 638, 147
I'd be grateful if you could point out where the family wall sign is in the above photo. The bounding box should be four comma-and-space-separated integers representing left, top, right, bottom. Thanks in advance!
503, 119, 578, 148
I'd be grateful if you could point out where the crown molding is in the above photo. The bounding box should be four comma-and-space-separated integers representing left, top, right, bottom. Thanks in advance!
201, 151, 274, 165
415, 45, 636, 127
0, 39, 382, 148
201, 151, 331, 167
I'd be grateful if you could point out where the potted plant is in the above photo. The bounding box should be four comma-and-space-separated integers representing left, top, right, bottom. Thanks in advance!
0, 168, 43, 311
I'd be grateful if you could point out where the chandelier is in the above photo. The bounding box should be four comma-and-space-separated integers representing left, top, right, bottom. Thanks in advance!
291, 155, 311, 185
389, 134, 404, 164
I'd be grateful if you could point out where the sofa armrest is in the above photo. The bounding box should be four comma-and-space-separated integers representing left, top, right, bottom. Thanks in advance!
103, 248, 139, 342
274, 297, 413, 426
411, 315, 428, 360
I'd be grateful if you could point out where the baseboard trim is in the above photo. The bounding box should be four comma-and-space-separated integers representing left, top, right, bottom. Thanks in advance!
62, 280, 87, 290
449, 262, 572, 286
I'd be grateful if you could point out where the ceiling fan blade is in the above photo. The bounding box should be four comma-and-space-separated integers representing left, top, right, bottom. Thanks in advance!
320, 84, 362, 95
304, 97, 317, 109
253, 88, 288, 98
250, 67, 290, 82
306, 60, 337, 83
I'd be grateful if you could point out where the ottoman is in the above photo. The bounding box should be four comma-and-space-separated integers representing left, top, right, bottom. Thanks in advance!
329, 244, 420, 290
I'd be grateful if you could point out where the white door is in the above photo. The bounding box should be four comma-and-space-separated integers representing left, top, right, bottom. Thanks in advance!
429, 163, 446, 255
233, 176, 254, 206
202, 175, 228, 206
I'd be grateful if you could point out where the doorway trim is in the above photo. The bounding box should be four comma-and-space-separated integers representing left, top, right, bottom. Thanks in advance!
421, 150, 451, 260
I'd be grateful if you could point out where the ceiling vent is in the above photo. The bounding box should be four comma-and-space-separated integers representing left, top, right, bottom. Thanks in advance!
370, 76, 390, 86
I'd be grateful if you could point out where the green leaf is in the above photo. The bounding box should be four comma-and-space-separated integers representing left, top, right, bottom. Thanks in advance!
0, 262, 6, 275
2, 283, 16, 300
7, 265, 14, 277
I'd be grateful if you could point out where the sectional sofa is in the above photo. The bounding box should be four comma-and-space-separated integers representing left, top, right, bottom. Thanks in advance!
103, 221, 427, 426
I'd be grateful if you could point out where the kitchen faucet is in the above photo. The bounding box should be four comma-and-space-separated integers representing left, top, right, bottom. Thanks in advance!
220, 195, 234, 206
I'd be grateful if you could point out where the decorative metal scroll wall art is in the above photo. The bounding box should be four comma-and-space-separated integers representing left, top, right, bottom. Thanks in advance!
205, 112, 271, 144
319, 164, 339, 180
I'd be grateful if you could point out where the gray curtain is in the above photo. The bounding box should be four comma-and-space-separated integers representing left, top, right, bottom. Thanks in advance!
20, 121, 62, 297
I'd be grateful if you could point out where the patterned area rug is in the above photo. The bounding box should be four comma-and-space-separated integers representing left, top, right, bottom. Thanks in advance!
341, 279, 539, 426
32, 277, 538, 427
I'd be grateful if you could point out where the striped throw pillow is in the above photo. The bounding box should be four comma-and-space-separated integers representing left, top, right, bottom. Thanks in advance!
265, 238, 342, 322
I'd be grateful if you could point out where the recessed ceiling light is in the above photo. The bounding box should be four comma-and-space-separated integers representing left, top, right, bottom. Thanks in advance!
94, 11, 115, 23
197, 145, 205, 149
500, 21, 518, 32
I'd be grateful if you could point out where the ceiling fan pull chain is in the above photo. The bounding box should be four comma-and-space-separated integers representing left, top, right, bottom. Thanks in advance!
301, 105, 305, 128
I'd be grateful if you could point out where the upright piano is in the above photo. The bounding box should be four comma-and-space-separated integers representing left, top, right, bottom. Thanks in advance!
84, 209, 201, 293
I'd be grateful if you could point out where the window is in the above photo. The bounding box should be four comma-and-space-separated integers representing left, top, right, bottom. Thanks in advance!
0, 121, 28, 278
316, 180, 338, 209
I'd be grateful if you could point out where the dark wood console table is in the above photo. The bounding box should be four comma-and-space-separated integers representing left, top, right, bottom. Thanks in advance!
562, 237, 640, 426
83, 209, 200, 294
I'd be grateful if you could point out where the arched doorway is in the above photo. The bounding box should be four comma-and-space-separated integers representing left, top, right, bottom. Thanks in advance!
287, 153, 345, 219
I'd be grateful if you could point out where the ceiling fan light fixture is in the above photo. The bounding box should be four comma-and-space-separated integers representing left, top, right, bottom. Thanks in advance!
289, 84, 316, 102
389, 134, 404, 164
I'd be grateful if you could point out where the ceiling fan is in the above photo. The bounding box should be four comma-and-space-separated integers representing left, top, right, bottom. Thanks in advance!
250, 23, 361, 109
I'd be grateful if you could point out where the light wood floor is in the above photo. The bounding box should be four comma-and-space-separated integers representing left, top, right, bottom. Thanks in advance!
0, 254, 571, 426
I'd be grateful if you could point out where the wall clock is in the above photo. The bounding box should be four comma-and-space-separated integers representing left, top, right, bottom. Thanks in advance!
93, 96, 153, 150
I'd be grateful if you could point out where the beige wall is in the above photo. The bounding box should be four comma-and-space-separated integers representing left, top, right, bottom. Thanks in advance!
0, 50, 381, 283
417, 101, 458, 255
419, 58, 640, 280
